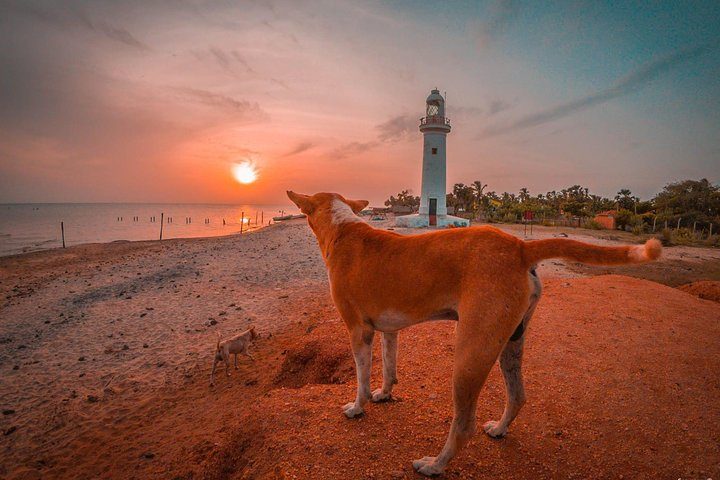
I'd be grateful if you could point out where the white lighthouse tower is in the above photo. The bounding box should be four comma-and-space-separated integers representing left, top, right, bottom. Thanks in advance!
396, 89, 469, 228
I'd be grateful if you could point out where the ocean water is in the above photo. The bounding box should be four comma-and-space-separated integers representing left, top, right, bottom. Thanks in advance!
0, 203, 300, 257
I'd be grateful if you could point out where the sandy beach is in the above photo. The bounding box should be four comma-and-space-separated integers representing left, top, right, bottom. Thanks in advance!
1, 218, 719, 479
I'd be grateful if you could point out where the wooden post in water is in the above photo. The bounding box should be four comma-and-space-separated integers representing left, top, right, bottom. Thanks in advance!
241, 212, 244, 234
61, 222, 65, 248
160, 213, 164, 240
255, 211, 258, 226
261, 211, 264, 225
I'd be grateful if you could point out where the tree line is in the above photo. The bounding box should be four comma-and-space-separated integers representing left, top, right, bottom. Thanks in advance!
385, 178, 720, 233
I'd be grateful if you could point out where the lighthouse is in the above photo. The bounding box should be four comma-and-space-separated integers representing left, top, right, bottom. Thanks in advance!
396, 89, 469, 228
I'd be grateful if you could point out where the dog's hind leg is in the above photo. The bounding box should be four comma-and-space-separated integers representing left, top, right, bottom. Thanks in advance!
414, 300, 523, 476
484, 268, 542, 438
234, 353, 238, 369
342, 324, 375, 419
372, 332, 398, 402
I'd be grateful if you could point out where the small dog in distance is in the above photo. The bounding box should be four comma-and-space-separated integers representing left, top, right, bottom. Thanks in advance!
210, 326, 257, 386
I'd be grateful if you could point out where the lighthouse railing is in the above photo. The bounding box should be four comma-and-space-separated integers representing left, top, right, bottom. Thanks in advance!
419, 115, 451, 126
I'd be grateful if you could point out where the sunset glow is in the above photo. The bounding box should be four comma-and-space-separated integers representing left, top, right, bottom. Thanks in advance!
0, 2, 718, 204
232, 161, 258, 185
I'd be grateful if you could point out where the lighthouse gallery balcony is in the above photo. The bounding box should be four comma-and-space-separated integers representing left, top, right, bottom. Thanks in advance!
419, 115, 451, 126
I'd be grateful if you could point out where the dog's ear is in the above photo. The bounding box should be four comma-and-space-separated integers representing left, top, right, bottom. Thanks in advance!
346, 199, 369, 214
287, 191, 315, 214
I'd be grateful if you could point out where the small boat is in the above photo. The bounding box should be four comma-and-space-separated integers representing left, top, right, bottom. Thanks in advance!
272, 214, 306, 221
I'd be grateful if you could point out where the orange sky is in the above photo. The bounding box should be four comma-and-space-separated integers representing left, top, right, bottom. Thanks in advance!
1, 1, 718, 205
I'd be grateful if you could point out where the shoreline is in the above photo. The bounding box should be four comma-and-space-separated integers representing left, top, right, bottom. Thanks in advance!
0, 221, 273, 260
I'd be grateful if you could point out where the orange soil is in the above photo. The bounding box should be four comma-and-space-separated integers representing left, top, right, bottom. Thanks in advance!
677, 281, 720, 303
1, 221, 719, 479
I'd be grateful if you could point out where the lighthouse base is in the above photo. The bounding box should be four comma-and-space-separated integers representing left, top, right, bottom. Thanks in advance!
394, 214, 470, 228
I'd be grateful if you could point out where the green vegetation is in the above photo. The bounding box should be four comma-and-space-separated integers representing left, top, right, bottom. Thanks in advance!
385, 178, 720, 246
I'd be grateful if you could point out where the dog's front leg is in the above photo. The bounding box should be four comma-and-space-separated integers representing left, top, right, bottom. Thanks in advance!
210, 359, 218, 386
372, 332, 398, 402
343, 326, 374, 418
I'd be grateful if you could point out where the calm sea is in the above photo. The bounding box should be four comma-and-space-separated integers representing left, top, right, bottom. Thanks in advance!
0, 203, 300, 257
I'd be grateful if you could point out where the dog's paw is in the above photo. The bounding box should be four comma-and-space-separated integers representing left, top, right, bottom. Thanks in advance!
371, 389, 392, 403
342, 402, 364, 419
412, 456, 444, 476
482, 420, 507, 438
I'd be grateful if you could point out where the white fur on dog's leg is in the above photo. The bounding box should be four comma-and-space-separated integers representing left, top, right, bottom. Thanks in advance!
413, 456, 444, 476
342, 402, 364, 418
482, 420, 507, 438
371, 388, 392, 402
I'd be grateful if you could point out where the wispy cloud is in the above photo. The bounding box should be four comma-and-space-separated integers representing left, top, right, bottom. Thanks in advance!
470, 0, 521, 48
207, 47, 254, 73
488, 99, 511, 116
332, 141, 379, 159
481, 44, 717, 137
3, 2, 149, 50
90, 20, 149, 50
172, 87, 268, 119
333, 114, 418, 158
376, 115, 417, 142
281, 141, 315, 158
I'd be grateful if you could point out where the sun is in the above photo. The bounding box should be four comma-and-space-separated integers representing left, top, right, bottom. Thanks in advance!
231, 161, 258, 184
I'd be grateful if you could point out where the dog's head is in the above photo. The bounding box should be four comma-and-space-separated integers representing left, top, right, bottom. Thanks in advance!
249, 325, 257, 340
286, 191, 369, 234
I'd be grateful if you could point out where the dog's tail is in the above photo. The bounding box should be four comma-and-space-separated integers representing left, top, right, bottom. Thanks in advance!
522, 237, 661, 268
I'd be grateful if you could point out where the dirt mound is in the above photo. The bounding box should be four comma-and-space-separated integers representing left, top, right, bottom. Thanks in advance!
208, 276, 720, 479
274, 338, 354, 388
678, 280, 720, 303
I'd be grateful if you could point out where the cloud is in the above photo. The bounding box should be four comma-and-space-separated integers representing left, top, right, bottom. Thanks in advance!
281, 141, 315, 158
3, 2, 149, 50
488, 99, 511, 116
171, 87, 269, 119
481, 43, 717, 137
331, 141, 379, 159
90, 20, 150, 50
376, 115, 417, 142
470, 0, 521, 48
207, 47, 254, 73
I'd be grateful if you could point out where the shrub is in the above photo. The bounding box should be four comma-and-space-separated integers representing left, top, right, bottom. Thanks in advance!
585, 219, 603, 230
631, 224, 645, 236
502, 213, 517, 223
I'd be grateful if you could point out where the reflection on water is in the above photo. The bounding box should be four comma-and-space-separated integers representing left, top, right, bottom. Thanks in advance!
0, 203, 299, 257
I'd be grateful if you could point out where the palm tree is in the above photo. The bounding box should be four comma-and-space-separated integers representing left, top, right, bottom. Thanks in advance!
472, 180, 487, 218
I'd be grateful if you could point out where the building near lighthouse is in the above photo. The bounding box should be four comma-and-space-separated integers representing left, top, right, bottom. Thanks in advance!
396, 89, 470, 228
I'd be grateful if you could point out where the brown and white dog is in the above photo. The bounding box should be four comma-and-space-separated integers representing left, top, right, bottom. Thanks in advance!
287, 191, 661, 476
210, 326, 257, 386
